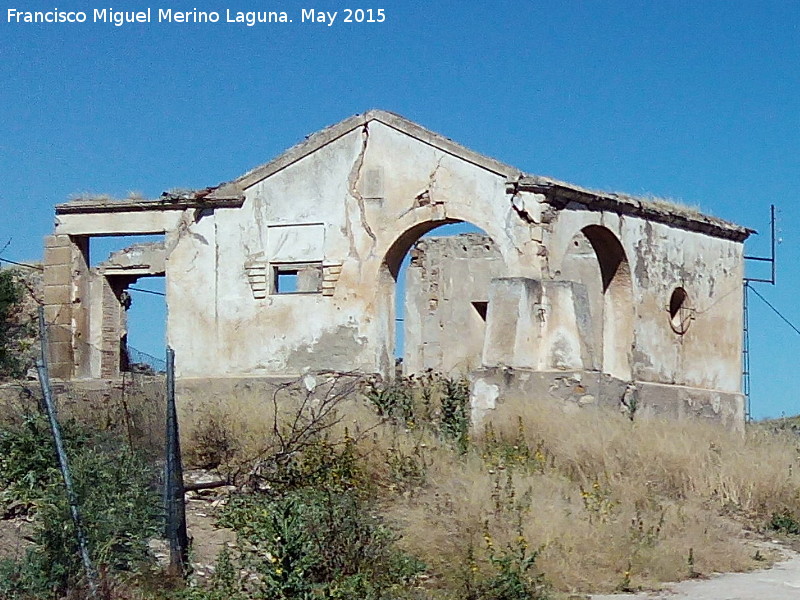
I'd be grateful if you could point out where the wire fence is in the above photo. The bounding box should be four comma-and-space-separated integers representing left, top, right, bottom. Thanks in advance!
1, 315, 169, 463
127, 345, 168, 373
0, 314, 190, 576
0, 369, 168, 461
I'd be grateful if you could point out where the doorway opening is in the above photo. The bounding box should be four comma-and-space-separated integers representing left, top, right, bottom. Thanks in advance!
88, 235, 166, 376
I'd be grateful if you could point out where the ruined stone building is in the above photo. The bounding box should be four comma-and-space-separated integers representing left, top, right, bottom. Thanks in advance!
43, 110, 752, 426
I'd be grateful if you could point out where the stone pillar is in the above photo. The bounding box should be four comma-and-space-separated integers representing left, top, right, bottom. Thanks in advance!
483, 278, 544, 369
71, 237, 91, 378
42, 235, 90, 380
99, 276, 128, 378
482, 278, 594, 371
42, 235, 75, 379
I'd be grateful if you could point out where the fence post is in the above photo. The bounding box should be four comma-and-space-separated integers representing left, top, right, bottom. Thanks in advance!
36, 306, 99, 597
164, 346, 189, 575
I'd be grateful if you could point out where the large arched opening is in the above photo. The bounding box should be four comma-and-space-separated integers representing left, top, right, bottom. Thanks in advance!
379, 218, 508, 378
560, 225, 634, 380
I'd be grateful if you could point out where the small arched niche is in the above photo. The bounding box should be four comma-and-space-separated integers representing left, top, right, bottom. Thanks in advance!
560, 225, 634, 380
668, 286, 692, 334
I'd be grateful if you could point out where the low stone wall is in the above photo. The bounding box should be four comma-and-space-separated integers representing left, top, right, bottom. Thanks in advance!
469, 367, 744, 432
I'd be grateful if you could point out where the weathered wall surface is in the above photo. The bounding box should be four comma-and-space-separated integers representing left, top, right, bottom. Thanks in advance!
404, 234, 504, 376
405, 191, 744, 422
482, 277, 595, 373
47, 110, 750, 428
167, 120, 539, 379
545, 206, 744, 393
410, 205, 744, 397
469, 367, 744, 432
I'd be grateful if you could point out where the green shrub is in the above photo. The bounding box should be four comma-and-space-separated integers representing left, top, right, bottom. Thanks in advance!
364, 373, 471, 452
0, 269, 33, 380
460, 527, 548, 600
363, 376, 415, 424
438, 377, 470, 453
211, 487, 424, 600
480, 543, 548, 600
247, 430, 367, 496
188, 426, 427, 600
769, 509, 800, 535
0, 415, 85, 515
0, 415, 161, 598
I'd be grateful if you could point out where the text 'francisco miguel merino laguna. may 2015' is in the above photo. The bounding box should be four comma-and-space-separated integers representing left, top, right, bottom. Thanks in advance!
6, 7, 387, 27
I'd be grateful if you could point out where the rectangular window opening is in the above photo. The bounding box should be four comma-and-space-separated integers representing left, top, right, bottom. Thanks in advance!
273, 263, 322, 294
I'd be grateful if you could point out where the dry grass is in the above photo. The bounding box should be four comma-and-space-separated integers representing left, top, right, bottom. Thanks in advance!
639, 194, 705, 218
178, 374, 392, 481
4, 369, 796, 596
177, 382, 800, 595
388, 397, 800, 594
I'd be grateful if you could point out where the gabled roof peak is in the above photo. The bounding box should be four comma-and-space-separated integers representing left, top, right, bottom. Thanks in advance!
233, 109, 521, 190
56, 110, 752, 242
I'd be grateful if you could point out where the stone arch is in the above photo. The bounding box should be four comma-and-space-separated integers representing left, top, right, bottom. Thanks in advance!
561, 225, 634, 380
383, 218, 460, 280
376, 212, 511, 377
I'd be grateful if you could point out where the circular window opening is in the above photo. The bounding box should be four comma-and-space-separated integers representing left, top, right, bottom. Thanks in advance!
668, 287, 692, 334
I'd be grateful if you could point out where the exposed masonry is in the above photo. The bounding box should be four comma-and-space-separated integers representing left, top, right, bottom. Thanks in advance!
404, 234, 503, 376
244, 260, 268, 299
100, 242, 165, 275
45, 109, 753, 429
321, 262, 343, 297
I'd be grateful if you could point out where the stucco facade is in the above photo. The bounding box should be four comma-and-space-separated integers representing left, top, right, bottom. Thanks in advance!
43, 110, 752, 427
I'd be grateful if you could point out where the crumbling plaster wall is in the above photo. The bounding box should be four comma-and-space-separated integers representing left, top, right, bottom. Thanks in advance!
52, 211, 177, 379
409, 190, 744, 417
404, 234, 504, 376
169, 121, 544, 380
47, 112, 747, 432
544, 204, 744, 394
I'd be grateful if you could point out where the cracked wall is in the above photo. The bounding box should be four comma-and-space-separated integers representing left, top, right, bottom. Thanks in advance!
46, 111, 748, 427
546, 208, 744, 394
174, 120, 541, 380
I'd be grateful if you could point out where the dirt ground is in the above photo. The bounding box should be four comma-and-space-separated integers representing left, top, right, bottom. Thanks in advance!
591, 543, 800, 600
183, 480, 236, 578
0, 516, 32, 562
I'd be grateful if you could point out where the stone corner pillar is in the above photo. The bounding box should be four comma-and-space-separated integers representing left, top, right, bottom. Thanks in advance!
42, 234, 90, 380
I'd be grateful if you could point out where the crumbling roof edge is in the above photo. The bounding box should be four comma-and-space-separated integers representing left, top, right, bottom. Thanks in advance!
55, 192, 244, 215
55, 112, 753, 244
513, 176, 754, 242
233, 109, 522, 190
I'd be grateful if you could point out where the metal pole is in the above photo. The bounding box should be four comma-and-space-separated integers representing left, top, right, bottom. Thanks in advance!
36, 307, 99, 597
742, 283, 751, 422
770, 204, 776, 285
164, 346, 189, 575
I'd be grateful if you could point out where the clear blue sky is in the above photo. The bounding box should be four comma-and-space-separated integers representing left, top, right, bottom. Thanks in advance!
1, 1, 799, 418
